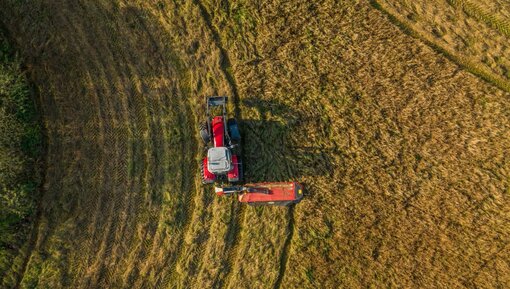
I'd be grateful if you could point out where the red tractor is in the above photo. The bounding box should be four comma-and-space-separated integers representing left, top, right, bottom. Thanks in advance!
200, 96, 242, 184
199, 96, 304, 206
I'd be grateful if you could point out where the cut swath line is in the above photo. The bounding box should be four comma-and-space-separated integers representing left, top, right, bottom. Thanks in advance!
116, 5, 199, 288
369, 0, 510, 93
67, 2, 133, 287
152, 8, 211, 284
78, 2, 182, 287
49, 2, 141, 287
273, 205, 296, 289
447, 0, 510, 38
192, 1, 247, 288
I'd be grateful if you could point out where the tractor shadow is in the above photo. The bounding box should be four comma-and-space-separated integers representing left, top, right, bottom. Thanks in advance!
239, 98, 333, 183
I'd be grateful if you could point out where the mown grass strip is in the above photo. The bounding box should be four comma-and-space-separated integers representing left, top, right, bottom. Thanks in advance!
370, 0, 510, 94
273, 205, 296, 289
192, 1, 248, 288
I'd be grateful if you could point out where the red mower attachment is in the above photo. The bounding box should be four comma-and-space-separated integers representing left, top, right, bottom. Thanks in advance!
215, 182, 304, 206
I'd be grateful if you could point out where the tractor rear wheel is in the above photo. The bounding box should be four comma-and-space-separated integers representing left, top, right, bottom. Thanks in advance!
227, 118, 241, 143
200, 162, 206, 184
199, 122, 210, 144
200, 161, 213, 184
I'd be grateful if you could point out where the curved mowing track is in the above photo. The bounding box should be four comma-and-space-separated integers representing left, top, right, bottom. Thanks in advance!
2, 0, 197, 288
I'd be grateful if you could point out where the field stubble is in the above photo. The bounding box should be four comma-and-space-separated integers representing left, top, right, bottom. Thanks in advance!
0, 0, 509, 288
374, 0, 510, 92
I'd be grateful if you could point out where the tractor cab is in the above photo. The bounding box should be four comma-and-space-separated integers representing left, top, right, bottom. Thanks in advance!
207, 147, 232, 173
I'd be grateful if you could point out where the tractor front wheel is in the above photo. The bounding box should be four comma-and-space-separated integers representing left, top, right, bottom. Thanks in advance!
199, 122, 210, 144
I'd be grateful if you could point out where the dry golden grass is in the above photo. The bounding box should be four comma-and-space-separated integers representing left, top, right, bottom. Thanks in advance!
0, 0, 509, 288
375, 0, 510, 92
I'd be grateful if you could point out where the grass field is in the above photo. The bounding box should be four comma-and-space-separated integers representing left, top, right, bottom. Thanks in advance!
0, 0, 509, 288
374, 0, 510, 92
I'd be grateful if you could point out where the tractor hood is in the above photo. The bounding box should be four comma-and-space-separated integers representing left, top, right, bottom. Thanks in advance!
207, 147, 232, 173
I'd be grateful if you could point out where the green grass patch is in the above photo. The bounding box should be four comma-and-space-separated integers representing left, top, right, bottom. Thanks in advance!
0, 28, 43, 283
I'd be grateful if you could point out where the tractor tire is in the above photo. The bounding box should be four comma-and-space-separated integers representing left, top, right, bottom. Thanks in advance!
200, 161, 212, 184
199, 162, 206, 184
199, 122, 210, 144
227, 118, 241, 143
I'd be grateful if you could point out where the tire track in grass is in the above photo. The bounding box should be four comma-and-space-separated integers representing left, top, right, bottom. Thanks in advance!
79, 2, 186, 287
95, 90, 131, 287
122, 88, 162, 288
131, 93, 170, 288
153, 3, 226, 288
35, 3, 119, 287
122, 6, 199, 288
57, 8, 114, 288
138, 4, 215, 287
120, 97, 150, 287
113, 45, 156, 288
84, 92, 122, 288
96, 134, 128, 288
7, 6, 106, 288
115, 8, 165, 285
122, 87, 153, 288
71, 75, 107, 289
192, 1, 248, 288
87, 2, 156, 287
123, 9, 178, 283
61, 2, 133, 287
273, 205, 296, 289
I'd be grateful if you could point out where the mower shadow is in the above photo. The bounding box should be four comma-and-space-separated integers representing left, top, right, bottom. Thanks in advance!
239, 98, 333, 183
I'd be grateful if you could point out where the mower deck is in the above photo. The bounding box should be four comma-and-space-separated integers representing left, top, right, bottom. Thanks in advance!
238, 182, 303, 206
215, 182, 303, 206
